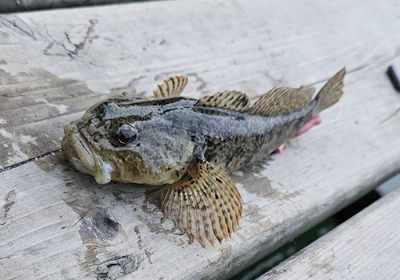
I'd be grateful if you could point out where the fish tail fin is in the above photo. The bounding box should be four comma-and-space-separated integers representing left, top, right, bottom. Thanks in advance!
313, 67, 346, 114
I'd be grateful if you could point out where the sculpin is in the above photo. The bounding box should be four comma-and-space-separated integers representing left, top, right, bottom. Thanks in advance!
62, 68, 345, 246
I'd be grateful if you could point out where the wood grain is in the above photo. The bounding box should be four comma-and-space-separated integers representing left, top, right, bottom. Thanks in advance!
1, 0, 400, 279
0, 0, 138, 13
259, 189, 400, 280
1, 0, 399, 169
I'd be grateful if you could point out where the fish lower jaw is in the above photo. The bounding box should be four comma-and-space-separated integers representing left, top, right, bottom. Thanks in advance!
62, 137, 91, 174
62, 135, 114, 185
63, 124, 97, 172
93, 160, 114, 184
94, 174, 111, 184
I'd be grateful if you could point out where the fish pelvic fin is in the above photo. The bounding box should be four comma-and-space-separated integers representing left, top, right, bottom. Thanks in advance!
313, 67, 346, 114
249, 86, 316, 116
161, 160, 243, 247
196, 90, 251, 112
153, 75, 188, 98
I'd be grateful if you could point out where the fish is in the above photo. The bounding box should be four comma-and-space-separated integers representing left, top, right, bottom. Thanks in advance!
62, 68, 345, 246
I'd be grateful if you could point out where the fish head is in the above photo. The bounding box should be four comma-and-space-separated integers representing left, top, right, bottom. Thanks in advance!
62, 97, 195, 185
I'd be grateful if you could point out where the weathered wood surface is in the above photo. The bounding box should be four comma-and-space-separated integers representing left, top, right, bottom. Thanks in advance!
2, 0, 400, 170
259, 189, 400, 280
1, 0, 400, 279
0, 0, 138, 13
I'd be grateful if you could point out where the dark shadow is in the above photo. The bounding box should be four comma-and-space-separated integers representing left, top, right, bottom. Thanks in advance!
0, 0, 163, 14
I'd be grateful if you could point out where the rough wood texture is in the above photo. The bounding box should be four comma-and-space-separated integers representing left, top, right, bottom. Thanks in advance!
1, 0, 400, 279
0, 0, 138, 13
1, 0, 399, 170
259, 189, 400, 280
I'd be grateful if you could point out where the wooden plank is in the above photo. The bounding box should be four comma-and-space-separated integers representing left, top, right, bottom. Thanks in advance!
259, 189, 400, 280
1, 0, 400, 169
0, 0, 138, 13
0, 0, 400, 279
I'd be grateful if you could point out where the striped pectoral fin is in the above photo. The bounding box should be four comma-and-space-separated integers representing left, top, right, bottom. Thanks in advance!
153, 75, 188, 98
161, 160, 243, 247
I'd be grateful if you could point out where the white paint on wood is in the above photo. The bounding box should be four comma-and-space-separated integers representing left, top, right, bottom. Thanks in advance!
19, 135, 38, 145
259, 189, 400, 280
7, 142, 29, 164
35, 98, 69, 114
0, 0, 400, 279
0, 128, 12, 139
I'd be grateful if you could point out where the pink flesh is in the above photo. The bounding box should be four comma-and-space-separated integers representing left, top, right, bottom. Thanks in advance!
275, 144, 285, 154
294, 115, 321, 137
274, 115, 321, 154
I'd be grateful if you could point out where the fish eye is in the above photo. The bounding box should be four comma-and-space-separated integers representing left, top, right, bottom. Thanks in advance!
115, 124, 137, 145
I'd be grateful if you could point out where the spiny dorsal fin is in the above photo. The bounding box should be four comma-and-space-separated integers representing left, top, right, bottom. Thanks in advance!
161, 160, 243, 247
249, 86, 315, 116
196, 90, 251, 112
153, 75, 188, 98
314, 68, 346, 114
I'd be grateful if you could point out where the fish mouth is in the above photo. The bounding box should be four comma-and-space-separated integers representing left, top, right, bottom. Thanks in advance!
63, 123, 96, 173
63, 123, 113, 184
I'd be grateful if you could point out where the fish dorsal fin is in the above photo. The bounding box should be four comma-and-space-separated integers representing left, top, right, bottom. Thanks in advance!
249, 86, 316, 116
161, 160, 243, 247
153, 75, 188, 98
196, 90, 251, 112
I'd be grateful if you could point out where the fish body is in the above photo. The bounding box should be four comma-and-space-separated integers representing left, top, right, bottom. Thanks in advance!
63, 69, 345, 246
63, 96, 314, 184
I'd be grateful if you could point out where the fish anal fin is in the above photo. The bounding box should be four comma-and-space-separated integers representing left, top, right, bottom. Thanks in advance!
196, 90, 251, 112
161, 160, 243, 247
249, 86, 315, 116
153, 75, 188, 98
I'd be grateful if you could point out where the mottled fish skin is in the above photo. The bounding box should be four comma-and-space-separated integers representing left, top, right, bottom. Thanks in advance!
198, 102, 315, 172
73, 96, 314, 177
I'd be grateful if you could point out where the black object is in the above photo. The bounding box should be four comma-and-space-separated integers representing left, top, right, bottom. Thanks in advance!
387, 65, 400, 92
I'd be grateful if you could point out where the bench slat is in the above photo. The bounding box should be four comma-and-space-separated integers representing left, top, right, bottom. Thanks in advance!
1, 0, 399, 169
259, 189, 400, 280
0, 0, 136, 13
1, 0, 400, 279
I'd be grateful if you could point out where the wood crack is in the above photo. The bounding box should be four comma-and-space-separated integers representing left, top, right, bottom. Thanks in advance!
0, 148, 62, 174
63, 19, 98, 58
307, 48, 400, 87
380, 107, 400, 124
42, 19, 98, 58
2, 16, 37, 41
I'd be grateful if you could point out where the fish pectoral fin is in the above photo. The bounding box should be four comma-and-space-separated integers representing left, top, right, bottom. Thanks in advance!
196, 90, 251, 112
249, 86, 316, 116
153, 75, 188, 98
161, 160, 243, 247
